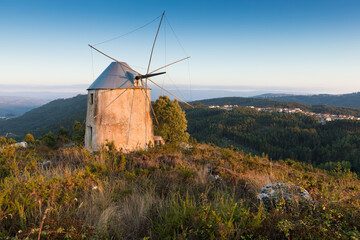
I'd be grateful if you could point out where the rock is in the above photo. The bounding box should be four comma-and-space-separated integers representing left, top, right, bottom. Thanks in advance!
204, 167, 225, 187
179, 142, 192, 150
14, 142, 28, 148
39, 160, 52, 169
258, 182, 313, 210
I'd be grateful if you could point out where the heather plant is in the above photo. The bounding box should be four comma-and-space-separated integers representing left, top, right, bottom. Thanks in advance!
23, 133, 35, 145
0, 137, 6, 146
1, 143, 360, 239
7, 138, 17, 144
152, 192, 264, 239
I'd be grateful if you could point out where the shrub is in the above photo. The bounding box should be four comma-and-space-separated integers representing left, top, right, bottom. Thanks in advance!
24, 133, 35, 144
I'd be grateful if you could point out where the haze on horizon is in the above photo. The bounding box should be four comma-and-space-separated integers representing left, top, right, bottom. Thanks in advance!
1, 0, 360, 96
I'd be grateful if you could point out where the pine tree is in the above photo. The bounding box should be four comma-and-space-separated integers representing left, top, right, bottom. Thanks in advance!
153, 95, 189, 144
73, 121, 85, 146
38, 132, 56, 148
57, 127, 71, 144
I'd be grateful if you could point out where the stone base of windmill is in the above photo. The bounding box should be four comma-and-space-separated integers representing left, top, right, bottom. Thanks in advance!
258, 183, 313, 210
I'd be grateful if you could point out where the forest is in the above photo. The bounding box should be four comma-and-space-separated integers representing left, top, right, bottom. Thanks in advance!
186, 106, 360, 172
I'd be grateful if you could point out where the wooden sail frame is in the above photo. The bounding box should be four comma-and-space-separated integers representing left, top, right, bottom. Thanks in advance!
88, 11, 193, 150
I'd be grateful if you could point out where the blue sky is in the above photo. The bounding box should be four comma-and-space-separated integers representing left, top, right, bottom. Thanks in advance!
1, 0, 360, 95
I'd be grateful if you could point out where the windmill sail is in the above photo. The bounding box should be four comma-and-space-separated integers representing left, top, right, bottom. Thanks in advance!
85, 11, 192, 151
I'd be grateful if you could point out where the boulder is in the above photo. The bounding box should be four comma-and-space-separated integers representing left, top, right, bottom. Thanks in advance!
39, 160, 52, 169
14, 142, 28, 148
258, 182, 313, 210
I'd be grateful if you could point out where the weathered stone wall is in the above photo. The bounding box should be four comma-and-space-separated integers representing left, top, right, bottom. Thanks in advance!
85, 89, 153, 151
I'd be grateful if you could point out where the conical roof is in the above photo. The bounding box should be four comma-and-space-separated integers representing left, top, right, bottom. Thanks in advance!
88, 62, 139, 90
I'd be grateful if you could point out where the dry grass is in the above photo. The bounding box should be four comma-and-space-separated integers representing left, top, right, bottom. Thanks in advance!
1, 144, 360, 239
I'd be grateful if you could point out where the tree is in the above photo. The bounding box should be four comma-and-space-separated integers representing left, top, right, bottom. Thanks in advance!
153, 95, 189, 144
56, 127, 71, 145
38, 131, 56, 148
73, 121, 85, 146
24, 133, 35, 144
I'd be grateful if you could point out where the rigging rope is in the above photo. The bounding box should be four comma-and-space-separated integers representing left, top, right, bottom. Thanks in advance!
91, 48, 95, 81
93, 15, 162, 46
140, 81, 148, 145
164, 16, 192, 102
127, 90, 135, 145
161, 17, 167, 95
165, 73, 187, 101
188, 59, 192, 101
165, 16, 188, 56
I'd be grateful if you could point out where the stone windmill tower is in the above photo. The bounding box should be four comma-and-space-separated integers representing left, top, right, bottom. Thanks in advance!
85, 12, 191, 151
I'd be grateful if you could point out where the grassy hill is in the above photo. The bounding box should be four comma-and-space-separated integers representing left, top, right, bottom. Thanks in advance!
2, 94, 360, 238
1, 143, 360, 239
255, 92, 360, 108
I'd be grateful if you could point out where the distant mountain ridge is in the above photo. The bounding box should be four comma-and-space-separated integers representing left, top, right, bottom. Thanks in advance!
253, 93, 295, 98
0, 96, 49, 117
2, 93, 360, 141
193, 97, 360, 116
253, 92, 360, 108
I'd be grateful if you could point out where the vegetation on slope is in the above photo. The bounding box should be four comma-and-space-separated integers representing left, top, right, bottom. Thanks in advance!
1, 140, 360, 239
186, 106, 360, 173
0, 95, 87, 140
3, 95, 360, 141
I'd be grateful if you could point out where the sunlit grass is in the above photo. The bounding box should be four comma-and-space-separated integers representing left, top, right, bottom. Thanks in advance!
1, 142, 360, 239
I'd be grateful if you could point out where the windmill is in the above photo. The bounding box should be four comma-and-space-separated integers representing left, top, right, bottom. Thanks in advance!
84, 11, 192, 151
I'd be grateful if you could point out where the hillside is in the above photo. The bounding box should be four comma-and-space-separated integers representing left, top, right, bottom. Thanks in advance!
0, 94, 87, 139
1, 142, 360, 239
255, 92, 360, 108
2, 94, 360, 142
186, 106, 360, 172
1, 95, 360, 239
2, 95, 360, 174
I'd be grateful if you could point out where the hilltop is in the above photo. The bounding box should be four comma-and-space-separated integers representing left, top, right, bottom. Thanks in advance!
0, 142, 360, 239
1, 93, 360, 239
